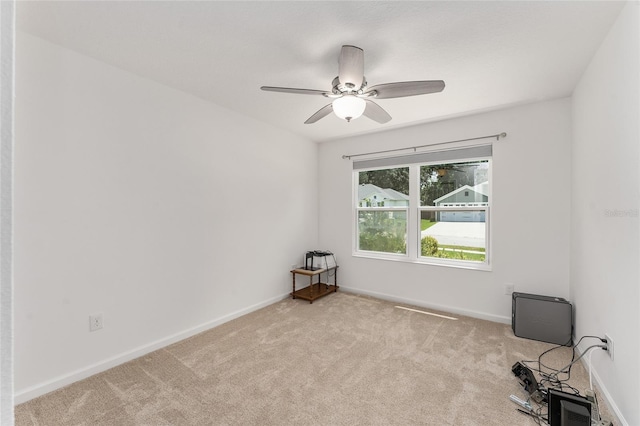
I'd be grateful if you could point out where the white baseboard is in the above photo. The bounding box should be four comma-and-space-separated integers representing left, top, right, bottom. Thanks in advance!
339, 285, 511, 324
577, 343, 628, 426
14, 292, 291, 405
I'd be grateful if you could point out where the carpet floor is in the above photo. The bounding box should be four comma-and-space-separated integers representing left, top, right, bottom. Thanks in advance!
15, 291, 614, 425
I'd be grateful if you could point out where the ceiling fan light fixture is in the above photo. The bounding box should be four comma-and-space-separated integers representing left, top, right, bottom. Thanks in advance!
332, 95, 366, 122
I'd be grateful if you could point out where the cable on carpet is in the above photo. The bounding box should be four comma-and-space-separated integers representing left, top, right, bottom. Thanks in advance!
513, 335, 608, 424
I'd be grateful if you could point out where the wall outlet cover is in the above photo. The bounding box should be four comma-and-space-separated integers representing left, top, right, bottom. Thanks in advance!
89, 314, 103, 332
604, 333, 614, 360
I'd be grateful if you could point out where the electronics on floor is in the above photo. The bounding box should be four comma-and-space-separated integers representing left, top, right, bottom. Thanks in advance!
512, 292, 573, 346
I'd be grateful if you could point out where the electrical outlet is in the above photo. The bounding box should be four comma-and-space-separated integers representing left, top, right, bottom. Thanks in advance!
604, 333, 614, 360
89, 314, 103, 332
504, 284, 514, 295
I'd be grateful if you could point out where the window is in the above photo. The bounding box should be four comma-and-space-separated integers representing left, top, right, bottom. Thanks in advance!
353, 145, 491, 269
356, 167, 409, 254
419, 160, 489, 264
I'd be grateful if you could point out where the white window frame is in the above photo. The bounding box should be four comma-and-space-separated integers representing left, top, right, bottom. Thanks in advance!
352, 150, 492, 271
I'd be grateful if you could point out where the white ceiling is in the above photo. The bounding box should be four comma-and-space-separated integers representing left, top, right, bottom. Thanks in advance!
17, 1, 625, 142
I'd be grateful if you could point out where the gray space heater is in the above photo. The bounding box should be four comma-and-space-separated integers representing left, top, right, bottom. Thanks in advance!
512, 292, 572, 345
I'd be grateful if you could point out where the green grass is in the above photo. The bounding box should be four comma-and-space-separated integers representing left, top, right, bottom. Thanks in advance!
421, 219, 438, 231
439, 244, 485, 253
437, 250, 486, 262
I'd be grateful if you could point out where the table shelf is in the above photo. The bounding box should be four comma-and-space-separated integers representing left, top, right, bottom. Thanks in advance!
290, 267, 338, 304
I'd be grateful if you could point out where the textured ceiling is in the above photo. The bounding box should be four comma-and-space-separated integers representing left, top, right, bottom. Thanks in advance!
17, 1, 625, 142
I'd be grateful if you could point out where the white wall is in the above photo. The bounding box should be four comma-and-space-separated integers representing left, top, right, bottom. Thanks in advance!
1, 0, 16, 423
318, 98, 572, 323
14, 33, 318, 402
571, 2, 639, 425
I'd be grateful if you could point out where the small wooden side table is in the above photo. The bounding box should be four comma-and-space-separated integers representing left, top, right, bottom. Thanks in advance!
290, 266, 338, 304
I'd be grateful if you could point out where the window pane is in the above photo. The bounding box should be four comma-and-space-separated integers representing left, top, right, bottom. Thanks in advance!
358, 167, 409, 207
420, 160, 489, 207
420, 210, 486, 262
358, 210, 407, 254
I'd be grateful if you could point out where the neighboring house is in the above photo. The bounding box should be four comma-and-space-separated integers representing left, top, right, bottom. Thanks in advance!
433, 182, 489, 222
358, 184, 409, 207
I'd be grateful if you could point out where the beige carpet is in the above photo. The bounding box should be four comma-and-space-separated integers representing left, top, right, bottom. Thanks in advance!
15, 292, 614, 425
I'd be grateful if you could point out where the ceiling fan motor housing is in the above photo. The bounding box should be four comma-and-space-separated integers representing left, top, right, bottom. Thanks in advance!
331, 76, 368, 96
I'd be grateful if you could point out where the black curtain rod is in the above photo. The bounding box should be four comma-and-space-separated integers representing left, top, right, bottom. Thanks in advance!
342, 132, 507, 160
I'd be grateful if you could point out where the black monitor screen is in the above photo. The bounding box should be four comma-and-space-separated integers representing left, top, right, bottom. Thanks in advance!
548, 389, 592, 426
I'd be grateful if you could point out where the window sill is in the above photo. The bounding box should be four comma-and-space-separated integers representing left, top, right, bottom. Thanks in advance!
352, 252, 492, 271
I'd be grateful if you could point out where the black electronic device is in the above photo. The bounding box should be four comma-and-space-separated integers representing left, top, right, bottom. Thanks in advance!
511, 362, 539, 394
304, 250, 336, 270
304, 252, 321, 271
548, 389, 592, 426
561, 401, 590, 426
511, 361, 547, 404
512, 292, 573, 346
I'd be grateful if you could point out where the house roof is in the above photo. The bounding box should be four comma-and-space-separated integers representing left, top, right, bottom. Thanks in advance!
472, 182, 490, 197
16, 1, 625, 142
358, 184, 409, 202
433, 183, 489, 204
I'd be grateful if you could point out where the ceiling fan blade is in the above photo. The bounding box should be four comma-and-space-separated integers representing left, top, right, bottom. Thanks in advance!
304, 104, 333, 124
261, 86, 329, 96
366, 80, 445, 99
363, 100, 392, 124
338, 45, 364, 90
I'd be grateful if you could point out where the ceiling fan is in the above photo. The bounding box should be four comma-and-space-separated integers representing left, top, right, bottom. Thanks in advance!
261, 45, 445, 124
